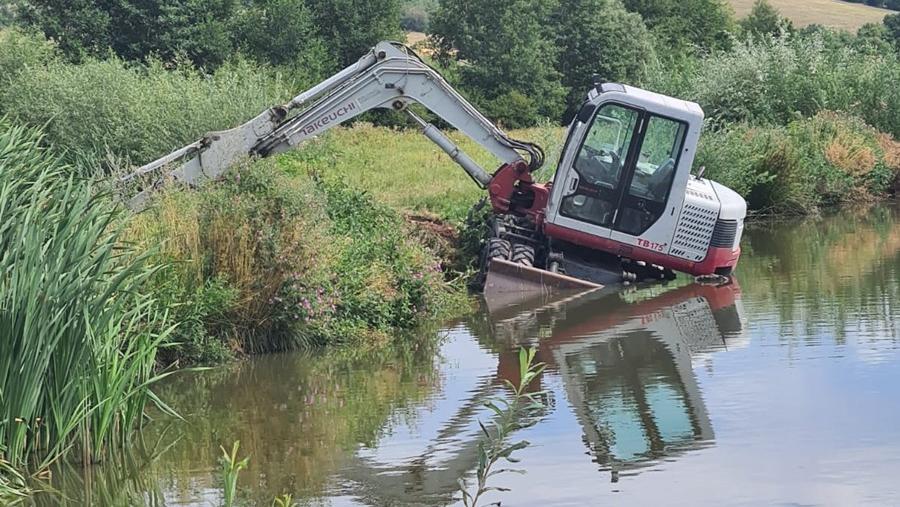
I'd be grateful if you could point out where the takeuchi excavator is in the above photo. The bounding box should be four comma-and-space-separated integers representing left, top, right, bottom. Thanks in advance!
124, 41, 747, 293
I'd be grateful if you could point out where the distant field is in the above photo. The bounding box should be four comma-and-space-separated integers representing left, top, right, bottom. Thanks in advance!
728, 0, 892, 30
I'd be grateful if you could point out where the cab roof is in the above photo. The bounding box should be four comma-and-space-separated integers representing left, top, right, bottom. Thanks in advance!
589, 83, 705, 123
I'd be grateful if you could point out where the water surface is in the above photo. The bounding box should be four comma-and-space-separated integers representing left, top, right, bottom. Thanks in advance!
40, 204, 900, 506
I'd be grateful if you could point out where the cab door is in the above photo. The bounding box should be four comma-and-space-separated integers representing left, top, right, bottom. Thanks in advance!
609, 114, 687, 242
549, 102, 644, 239
548, 102, 688, 251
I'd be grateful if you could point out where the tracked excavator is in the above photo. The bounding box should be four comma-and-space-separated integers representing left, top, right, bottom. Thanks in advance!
124, 41, 746, 293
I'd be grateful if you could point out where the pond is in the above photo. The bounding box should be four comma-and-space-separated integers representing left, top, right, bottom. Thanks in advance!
37, 203, 900, 506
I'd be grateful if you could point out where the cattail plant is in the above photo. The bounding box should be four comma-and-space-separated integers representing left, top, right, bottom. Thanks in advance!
0, 120, 173, 490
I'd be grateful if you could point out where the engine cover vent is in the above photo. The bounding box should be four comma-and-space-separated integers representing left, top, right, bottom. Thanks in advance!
710, 219, 738, 248
671, 203, 717, 261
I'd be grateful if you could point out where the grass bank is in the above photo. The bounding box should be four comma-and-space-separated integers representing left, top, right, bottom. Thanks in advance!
276, 121, 566, 222
281, 113, 900, 220
126, 159, 468, 365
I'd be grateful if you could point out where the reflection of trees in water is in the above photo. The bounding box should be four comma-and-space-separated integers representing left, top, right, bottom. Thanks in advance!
142, 339, 444, 505
740, 204, 900, 342
30, 442, 168, 506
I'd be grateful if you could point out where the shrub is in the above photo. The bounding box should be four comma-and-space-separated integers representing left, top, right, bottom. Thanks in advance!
400, 5, 429, 32
739, 0, 794, 40
0, 44, 295, 173
697, 112, 900, 213
647, 32, 900, 138
127, 159, 464, 362
622, 0, 736, 54
0, 29, 56, 88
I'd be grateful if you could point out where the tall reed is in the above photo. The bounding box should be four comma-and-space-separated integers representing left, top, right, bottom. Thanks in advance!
0, 120, 172, 485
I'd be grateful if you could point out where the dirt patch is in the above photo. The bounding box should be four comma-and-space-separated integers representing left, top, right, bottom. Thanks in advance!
405, 212, 461, 269
406, 211, 458, 243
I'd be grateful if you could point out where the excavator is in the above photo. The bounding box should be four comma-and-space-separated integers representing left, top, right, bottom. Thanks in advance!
124, 41, 747, 293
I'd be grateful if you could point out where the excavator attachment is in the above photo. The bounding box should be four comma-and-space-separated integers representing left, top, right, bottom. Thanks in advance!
483, 258, 602, 307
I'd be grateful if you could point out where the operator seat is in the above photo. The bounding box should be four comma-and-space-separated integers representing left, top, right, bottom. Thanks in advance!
648, 158, 676, 201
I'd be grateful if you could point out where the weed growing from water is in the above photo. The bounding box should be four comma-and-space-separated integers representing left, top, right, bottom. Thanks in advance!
219, 441, 250, 507
459, 348, 547, 507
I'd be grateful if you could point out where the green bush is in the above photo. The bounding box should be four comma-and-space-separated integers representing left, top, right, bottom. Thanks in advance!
647, 32, 900, 138
697, 112, 900, 213
0, 38, 294, 172
622, 0, 736, 53
739, 0, 794, 40
0, 29, 55, 88
128, 159, 465, 362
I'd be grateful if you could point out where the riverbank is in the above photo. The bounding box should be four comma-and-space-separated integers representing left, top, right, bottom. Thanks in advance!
35, 202, 900, 505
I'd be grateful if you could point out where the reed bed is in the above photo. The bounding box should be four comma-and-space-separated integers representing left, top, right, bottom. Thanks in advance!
0, 120, 172, 489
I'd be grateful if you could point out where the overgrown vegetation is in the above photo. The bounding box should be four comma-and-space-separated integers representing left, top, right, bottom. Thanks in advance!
0, 121, 172, 492
697, 112, 900, 213
1, 0, 899, 499
127, 159, 466, 364
0, 29, 295, 172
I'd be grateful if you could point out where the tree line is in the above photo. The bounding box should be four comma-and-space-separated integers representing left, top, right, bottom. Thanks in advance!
843, 0, 900, 11
1, 0, 900, 128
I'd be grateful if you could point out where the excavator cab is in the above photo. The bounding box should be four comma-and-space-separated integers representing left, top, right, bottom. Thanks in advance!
543, 84, 745, 278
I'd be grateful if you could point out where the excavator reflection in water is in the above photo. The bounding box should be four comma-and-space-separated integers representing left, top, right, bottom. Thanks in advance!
340, 281, 747, 504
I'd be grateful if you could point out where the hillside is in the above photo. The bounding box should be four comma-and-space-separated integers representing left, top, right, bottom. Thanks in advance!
729, 0, 892, 30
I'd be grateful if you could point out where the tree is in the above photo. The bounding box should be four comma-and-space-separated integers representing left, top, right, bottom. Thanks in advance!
0, 0, 23, 26
431, 0, 566, 127
22, 0, 238, 67
305, 0, 402, 66
886, 13, 900, 50
554, 0, 655, 114
739, 0, 793, 40
622, 0, 736, 53
232, 0, 331, 78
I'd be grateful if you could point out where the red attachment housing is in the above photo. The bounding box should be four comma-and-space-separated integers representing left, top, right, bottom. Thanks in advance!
488, 161, 551, 226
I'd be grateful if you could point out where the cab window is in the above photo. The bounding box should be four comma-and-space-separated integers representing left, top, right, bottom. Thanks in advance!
615, 115, 687, 236
628, 117, 686, 203
560, 104, 640, 227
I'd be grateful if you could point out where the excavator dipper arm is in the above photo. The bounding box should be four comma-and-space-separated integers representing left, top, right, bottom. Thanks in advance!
123, 41, 544, 210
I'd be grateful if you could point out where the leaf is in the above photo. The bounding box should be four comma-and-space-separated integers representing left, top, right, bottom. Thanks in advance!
478, 420, 492, 439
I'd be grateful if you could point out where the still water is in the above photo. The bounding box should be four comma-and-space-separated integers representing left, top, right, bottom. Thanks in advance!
43, 204, 900, 506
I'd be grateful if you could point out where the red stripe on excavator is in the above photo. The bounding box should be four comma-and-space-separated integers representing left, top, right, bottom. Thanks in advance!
543, 222, 741, 276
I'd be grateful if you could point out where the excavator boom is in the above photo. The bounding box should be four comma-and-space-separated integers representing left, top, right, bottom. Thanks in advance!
123, 41, 543, 210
